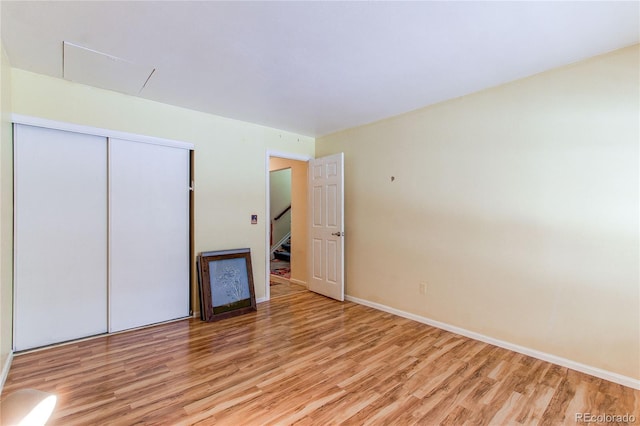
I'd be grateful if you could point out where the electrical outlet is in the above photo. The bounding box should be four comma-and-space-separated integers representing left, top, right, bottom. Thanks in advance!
419, 282, 427, 295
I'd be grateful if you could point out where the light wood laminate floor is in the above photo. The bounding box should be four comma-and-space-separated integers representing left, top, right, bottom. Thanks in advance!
270, 281, 307, 299
3, 291, 639, 425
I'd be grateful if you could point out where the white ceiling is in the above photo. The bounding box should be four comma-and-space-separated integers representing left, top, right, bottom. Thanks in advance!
1, 1, 638, 137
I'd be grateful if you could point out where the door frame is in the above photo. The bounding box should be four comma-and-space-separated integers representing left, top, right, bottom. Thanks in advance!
264, 151, 312, 301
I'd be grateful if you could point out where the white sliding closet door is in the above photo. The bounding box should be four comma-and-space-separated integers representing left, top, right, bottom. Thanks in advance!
109, 139, 190, 332
14, 125, 108, 351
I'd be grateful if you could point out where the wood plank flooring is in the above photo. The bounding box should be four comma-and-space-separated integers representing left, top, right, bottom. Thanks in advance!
270, 281, 307, 299
3, 291, 639, 425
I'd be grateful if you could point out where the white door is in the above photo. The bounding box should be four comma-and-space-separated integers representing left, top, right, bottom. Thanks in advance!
108, 139, 190, 332
308, 153, 344, 301
14, 125, 108, 350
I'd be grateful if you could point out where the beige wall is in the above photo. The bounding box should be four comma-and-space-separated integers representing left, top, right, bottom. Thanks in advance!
0, 40, 13, 387
317, 45, 640, 381
270, 157, 308, 285
10, 69, 315, 312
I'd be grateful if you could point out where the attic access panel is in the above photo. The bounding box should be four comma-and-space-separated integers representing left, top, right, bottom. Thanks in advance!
63, 41, 155, 95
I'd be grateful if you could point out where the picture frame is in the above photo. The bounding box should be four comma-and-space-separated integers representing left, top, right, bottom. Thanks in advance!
197, 248, 257, 322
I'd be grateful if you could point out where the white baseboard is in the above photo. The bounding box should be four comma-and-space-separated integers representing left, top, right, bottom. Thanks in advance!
289, 278, 307, 288
0, 351, 14, 394
257, 297, 268, 304
345, 295, 640, 390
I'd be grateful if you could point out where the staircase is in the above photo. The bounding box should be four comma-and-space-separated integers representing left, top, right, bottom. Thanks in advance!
273, 237, 291, 262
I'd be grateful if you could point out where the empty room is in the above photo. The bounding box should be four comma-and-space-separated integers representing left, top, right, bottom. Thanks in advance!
0, 1, 638, 425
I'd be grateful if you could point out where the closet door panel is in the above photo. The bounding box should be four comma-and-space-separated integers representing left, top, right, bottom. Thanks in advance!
14, 125, 108, 350
109, 139, 190, 332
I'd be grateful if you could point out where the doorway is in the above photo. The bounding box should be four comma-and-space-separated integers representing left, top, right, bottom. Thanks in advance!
269, 167, 292, 284
266, 154, 310, 300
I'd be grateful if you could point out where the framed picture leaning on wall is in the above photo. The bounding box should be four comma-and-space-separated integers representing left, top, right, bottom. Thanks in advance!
197, 248, 257, 322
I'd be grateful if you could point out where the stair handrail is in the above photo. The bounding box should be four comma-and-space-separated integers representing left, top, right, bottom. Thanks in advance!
271, 232, 291, 255
274, 204, 291, 221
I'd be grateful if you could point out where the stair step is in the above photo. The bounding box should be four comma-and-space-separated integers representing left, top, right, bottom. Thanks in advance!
274, 251, 290, 262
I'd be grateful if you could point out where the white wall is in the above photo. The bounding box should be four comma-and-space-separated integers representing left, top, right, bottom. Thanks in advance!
317, 45, 640, 383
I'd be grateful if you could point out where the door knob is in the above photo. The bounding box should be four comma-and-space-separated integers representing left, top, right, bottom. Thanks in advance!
331, 231, 344, 237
